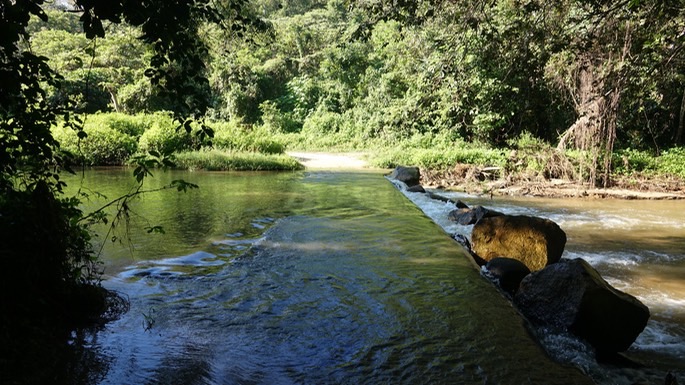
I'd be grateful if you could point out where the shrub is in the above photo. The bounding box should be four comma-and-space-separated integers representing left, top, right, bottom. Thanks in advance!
260, 100, 301, 133
93, 112, 161, 138
137, 115, 194, 154
507, 131, 548, 151
273, 109, 369, 151
613, 148, 657, 174
504, 132, 577, 180
657, 147, 685, 177
301, 108, 342, 136
212, 121, 286, 154
52, 123, 137, 165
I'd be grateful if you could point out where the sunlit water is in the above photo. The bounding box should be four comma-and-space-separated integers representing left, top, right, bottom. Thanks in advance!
65, 169, 684, 384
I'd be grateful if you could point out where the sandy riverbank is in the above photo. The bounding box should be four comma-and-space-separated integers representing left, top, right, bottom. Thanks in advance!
287, 152, 371, 169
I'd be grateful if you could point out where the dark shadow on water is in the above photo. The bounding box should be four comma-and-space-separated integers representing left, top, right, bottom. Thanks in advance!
1, 288, 128, 385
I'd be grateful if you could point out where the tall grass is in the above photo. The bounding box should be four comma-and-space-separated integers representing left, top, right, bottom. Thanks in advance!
212, 121, 286, 154
174, 149, 304, 171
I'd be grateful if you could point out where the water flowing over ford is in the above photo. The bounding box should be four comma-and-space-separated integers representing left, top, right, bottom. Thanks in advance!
66, 169, 684, 384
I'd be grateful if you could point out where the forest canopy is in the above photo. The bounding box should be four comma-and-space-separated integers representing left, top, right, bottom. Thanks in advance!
19, 1, 685, 180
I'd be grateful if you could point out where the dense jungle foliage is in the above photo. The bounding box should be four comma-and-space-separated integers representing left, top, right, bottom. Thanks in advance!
24, 0, 685, 181
1, 0, 684, 382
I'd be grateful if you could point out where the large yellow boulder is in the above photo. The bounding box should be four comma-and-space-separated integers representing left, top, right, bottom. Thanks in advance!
471, 215, 566, 271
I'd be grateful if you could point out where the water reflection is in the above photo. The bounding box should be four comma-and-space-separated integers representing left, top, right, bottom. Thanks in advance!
64, 169, 306, 273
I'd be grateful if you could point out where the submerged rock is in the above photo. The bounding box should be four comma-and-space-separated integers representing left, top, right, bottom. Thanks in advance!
426, 192, 468, 208
447, 205, 503, 225
406, 184, 426, 193
388, 166, 421, 187
471, 214, 566, 271
513, 258, 650, 353
483, 257, 531, 295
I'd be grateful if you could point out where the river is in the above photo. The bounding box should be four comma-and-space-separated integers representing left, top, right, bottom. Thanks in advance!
65, 168, 684, 384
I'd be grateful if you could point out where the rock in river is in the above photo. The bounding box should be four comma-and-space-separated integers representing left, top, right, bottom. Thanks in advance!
471, 215, 566, 271
448, 205, 503, 225
513, 258, 650, 353
482, 257, 531, 295
406, 184, 426, 193
388, 166, 421, 187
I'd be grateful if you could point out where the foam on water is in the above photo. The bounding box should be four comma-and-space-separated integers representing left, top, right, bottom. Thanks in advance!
565, 250, 643, 266
533, 328, 597, 374
151, 251, 224, 267
634, 320, 685, 355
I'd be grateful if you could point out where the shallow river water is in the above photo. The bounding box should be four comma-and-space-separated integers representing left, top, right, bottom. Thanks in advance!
66, 169, 684, 384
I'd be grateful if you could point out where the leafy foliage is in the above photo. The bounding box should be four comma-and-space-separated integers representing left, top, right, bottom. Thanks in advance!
22, 1, 685, 169
137, 114, 197, 154
657, 148, 685, 178
53, 121, 138, 165
213, 121, 287, 154
0, 1, 261, 382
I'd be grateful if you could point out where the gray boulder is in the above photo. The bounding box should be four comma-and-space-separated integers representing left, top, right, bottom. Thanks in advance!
471, 215, 566, 271
388, 166, 420, 187
447, 205, 503, 225
406, 184, 426, 193
483, 257, 531, 295
426, 192, 468, 208
513, 258, 650, 353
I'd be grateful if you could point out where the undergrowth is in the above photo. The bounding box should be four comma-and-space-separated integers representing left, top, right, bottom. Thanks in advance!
50, 112, 685, 183
174, 149, 304, 171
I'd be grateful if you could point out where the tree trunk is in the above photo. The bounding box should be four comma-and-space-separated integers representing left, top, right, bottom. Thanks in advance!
557, 23, 631, 188
677, 89, 685, 145
556, 55, 605, 185
110, 90, 121, 113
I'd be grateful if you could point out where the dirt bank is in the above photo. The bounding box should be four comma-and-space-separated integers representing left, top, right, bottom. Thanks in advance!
421, 167, 685, 200
287, 153, 685, 199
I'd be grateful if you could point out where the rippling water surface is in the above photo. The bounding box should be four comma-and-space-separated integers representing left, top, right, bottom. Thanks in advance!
66, 169, 683, 384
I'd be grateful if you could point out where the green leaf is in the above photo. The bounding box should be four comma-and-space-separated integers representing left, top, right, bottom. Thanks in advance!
171, 179, 199, 192
145, 225, 166, 234
28, 2, 48, 22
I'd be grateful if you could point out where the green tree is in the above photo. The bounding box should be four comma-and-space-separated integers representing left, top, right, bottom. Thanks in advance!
354, 0, 685, 184
546, 0, 685, 185
1, 1, 264, 382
